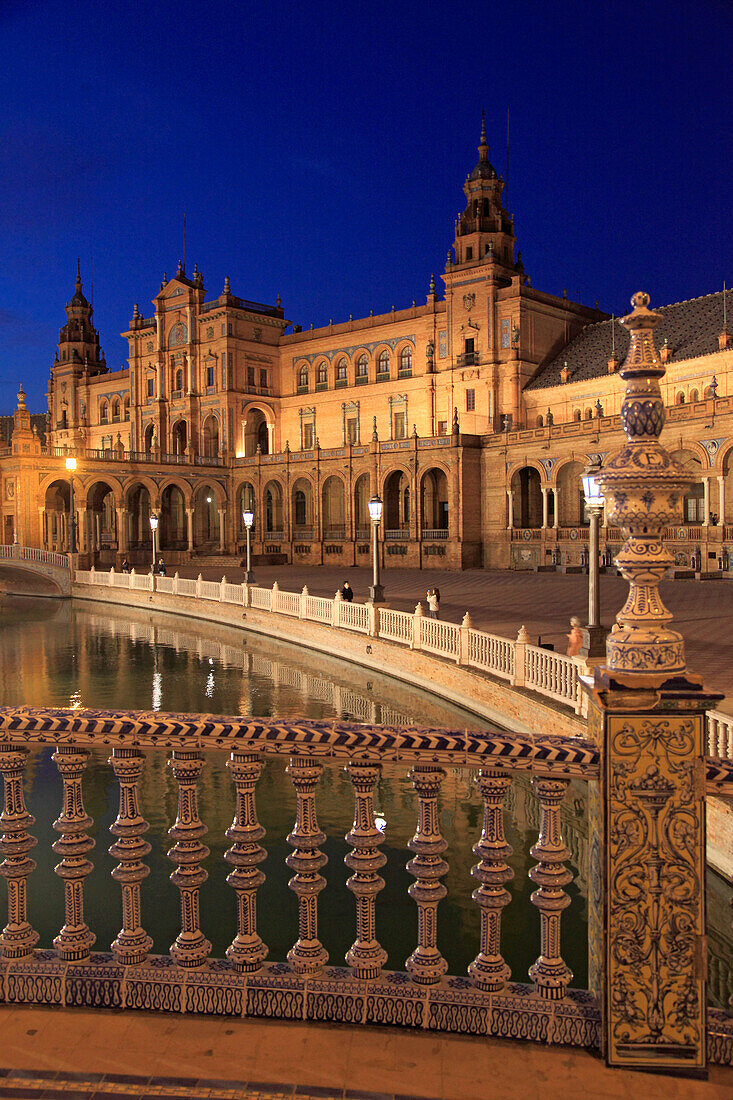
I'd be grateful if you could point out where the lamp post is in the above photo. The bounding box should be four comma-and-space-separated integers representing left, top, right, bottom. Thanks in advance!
580, 459, 607, 660
65, 456, 77, 555
149, 513, 158, 573
368, 494, 385, 603
242, 508, 254, 583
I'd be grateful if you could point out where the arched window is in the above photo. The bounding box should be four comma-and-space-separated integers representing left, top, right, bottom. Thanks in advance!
676, 392, 685, 405
111, 399, 120, 423
403, 487, 410, 523
317, 362, 328, 386
377, 350, 390, 376
573, 409, 581, 422
585, 408, 593, 420
536, 414, 544, 427
175, 368, 183, 391
399, 347, 412, 375
689, 388, 699, 403
100, 401, 109, 424
336, 359, 347, 383
356, 355, 368, 379
123, 397, 130, 420
294, 490, 307, 526
297, 365, 308, 390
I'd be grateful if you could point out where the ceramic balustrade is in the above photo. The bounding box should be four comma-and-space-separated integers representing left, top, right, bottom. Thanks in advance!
0, 706, 598, 1042
419, 617, 460, 660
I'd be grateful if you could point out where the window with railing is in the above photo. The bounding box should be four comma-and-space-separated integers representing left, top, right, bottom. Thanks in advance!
335, 359, 348, 387
356, 355, 368, 384
398, 347, 412, 376
377, 350, 390, 379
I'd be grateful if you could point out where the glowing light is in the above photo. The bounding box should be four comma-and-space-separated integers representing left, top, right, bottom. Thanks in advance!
206, 670, 215, 697
68, 690, 83, 711
152, 671, 162, 711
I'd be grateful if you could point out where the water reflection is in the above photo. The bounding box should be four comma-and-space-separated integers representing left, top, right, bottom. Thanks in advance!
0, 596, 729, 1002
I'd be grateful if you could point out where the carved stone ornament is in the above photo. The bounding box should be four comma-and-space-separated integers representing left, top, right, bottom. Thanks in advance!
596, 293, 692, 684
463, 292, 476, 311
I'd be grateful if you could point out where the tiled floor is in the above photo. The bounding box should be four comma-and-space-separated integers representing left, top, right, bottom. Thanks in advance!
174, 563, 733, 712
2, 1006, 733, 1100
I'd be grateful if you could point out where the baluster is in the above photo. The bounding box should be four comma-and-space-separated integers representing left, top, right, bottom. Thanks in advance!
0, 746, 39, 958
468, 769, 513, 991
108, 748, 152, 964
167, 751, 211, 967
528, 776, 573, 999
406, 764, 448, 984
285, 755, 328, 974
224, 750, 268, 972
344, 760, 387, 980
52, 745, 95, 961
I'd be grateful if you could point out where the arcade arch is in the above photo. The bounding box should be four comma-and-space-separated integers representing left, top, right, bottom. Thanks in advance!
420, 468, 448, 534
322, 476, 346, 538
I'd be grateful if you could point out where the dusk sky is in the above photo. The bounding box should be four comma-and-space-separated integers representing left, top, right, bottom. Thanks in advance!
1, 0, 731, 413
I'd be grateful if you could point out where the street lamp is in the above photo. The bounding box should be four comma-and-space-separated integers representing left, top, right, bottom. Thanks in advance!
580, 459, 607, 659
65, 456, 77, 555
368, 494, 385, 603
149, 513, 159, 573
242, 508, 254, 583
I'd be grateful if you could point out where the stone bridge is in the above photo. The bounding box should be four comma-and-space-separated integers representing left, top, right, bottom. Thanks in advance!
0, 544, 71, 598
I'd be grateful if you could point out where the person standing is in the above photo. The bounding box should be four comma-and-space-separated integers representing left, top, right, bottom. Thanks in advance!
157, 557, 167, 576
427, 588, 439, 619
341, 580, 353, 602
566, 615, 583, 656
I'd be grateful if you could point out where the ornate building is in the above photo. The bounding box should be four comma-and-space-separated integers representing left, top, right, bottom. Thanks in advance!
2, 120, 731, 572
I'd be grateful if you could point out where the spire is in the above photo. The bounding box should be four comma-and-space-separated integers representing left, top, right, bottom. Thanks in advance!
76, 257, 81, 288
17, 383, 26, 410
479, 109, 488, 162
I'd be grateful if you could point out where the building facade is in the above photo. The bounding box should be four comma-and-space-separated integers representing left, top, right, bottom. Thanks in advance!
2, 122, 732, 573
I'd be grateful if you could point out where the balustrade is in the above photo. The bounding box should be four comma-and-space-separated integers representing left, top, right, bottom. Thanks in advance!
1, 705, 732, 1064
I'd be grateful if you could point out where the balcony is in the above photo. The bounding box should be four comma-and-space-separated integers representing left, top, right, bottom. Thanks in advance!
323, 525, 346, 541
422, 528, 449, 540
456, 351, 478, 367
384, 528, 409, 540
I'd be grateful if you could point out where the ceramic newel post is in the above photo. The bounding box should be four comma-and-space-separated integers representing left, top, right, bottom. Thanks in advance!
587, 292, 722, 1076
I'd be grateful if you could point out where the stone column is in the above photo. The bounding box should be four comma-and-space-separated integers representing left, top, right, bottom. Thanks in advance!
718, 474, 725, 525
703, 476, 710, 525
506, 489, 514, 530
218, 508, 226, 553
553, 487, 560, 528
541, 487, 549, 528
77, 506, 87, 554
116, 507, 127, 553
38, 508, 46, 549
186, 508, 194, 553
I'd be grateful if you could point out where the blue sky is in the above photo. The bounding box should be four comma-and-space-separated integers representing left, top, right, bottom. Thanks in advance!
1, 0, 731, 412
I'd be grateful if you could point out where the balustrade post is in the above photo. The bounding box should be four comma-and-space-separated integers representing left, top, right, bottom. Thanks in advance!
173, 570, 179, 595
468, 769, 513, 991
300, 585, 308, 620
108, 748, 152, 964
220, 575, 227, 601
285, 755, 328, 974
196, 573, 202, 599
0, 745, 39, 958
528, 776, 573, 999
224, 749, 268, 972
511, 624, 529, 688
344, 760, 387, 980
52, 745, 95, 961
332, 589, 342, 628
458, 611, 472, 666
167, 751, 212, 967
586, 292, 721, 1073
411, 601, 423, 651
405, 764, 448, 984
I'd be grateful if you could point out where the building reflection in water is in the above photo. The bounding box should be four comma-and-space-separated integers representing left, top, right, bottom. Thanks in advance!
0, 596, 730, 1001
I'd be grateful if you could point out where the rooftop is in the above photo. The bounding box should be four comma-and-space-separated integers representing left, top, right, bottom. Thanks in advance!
527, 290, 728, 390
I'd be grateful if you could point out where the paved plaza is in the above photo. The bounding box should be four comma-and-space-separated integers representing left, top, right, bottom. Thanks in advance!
173, 562, 733, 715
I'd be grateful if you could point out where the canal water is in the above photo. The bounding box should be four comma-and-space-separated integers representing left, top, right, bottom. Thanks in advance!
0, 595, 728, 1000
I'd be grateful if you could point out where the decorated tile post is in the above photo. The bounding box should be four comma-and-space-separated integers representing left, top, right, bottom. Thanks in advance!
588, 292, 722, 1074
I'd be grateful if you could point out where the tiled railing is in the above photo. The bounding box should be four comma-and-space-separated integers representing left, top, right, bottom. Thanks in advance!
2, 704, 732, 1060
0, 704, 602, 1046
74, 569, 584, 715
